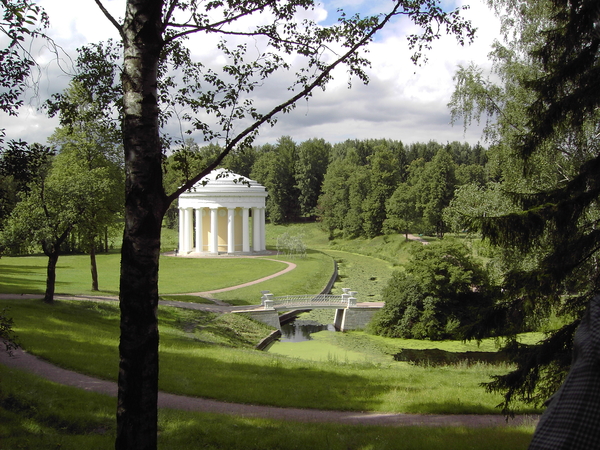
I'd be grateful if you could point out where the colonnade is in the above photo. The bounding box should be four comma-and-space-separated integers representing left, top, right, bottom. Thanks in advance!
178, 206, 266, 254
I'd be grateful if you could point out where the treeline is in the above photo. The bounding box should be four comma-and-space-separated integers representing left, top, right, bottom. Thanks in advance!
163, 137, 487, 238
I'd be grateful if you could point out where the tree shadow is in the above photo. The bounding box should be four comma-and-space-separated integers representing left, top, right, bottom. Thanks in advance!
159, 351, 392, 412
0, 265, 46, 294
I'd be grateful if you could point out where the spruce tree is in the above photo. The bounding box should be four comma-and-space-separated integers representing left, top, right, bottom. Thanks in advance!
453, 0, 600, 412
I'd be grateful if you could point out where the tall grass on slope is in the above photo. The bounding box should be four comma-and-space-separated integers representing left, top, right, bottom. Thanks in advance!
0, 365, 535, 450
2, 298, 538, 414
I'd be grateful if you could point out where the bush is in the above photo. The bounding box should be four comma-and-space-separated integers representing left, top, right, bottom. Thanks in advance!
369, 240, 499, 340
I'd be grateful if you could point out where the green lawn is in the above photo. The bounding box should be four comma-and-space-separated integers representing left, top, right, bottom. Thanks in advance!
2, 298, 539, 415
0, 252, 290, 298
213, 250, 334, 305
0, 223, 541, 449
0, 365, 535, 450
0, 223, 401, 304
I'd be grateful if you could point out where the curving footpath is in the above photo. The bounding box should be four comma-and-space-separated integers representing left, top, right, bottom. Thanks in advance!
0, 256, 539, 428
184, 258, 297, 298
0, 348, 537, 428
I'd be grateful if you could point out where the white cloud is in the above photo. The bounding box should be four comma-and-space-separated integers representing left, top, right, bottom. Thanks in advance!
1, 0, 499, 147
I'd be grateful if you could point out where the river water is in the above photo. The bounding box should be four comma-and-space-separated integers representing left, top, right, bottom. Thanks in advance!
279, 319, 336, 342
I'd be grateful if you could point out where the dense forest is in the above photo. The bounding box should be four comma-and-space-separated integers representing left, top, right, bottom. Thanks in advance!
162, 136, 487, 239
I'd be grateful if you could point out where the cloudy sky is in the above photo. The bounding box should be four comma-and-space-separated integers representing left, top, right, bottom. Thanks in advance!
2, 0, 501, 148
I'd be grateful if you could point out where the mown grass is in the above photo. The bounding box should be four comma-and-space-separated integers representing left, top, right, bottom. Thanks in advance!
0, 223, 398, 304
213, 250, 334, 305
0, 252, 289, 298
1, 298, 539, 415
0, 365, 535, 450
1, 222, 540, 449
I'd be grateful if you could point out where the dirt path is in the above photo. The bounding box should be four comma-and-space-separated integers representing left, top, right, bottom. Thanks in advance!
178, 258, 296, 302
0, 255, 296, 310
406, 234, 429, 244
0, 348, 537, 428
0, 257, 539, 428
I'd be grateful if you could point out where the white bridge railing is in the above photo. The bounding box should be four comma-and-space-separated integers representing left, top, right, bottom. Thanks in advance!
261, 289, 357, 310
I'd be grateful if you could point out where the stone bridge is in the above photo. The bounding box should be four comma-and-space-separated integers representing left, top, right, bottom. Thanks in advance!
261, 289, 358, 310
240, 288, 382, 332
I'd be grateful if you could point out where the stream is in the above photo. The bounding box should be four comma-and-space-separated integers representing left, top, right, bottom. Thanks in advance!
279, 319, 336, 342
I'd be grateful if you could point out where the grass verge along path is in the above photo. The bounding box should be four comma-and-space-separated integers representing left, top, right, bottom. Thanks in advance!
0, 253, 289, 299
0, 364, 535, 450
0, 349, 537, 428
1, 298, 539, 415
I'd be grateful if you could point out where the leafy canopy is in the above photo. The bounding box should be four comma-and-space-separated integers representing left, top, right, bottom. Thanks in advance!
370, 240, 498, 341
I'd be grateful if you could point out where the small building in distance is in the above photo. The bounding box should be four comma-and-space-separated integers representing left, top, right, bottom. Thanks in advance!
177, 168, 268, 255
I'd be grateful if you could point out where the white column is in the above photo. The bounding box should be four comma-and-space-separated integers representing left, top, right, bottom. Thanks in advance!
252, 207, 260, 252
178, 207, 185, 254
195, 208, 203, 253
183, 207, 193, 253
227, 208, 235, 253
260, 207, 266, 251
210, 208, 219, 253
242, 208, 250, 252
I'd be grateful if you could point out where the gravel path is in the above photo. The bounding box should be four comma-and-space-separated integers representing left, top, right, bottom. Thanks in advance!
0, 255, 539, 428
0, 348, 538, 428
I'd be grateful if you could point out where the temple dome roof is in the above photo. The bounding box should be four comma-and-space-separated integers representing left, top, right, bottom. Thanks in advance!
178, 168, 267, 209
187, 168, 265, 193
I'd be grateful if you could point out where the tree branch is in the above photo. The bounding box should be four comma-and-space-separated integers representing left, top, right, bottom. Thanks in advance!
94, 0, 125, 41
164, 0, 278, 43
167, 2, 402, 203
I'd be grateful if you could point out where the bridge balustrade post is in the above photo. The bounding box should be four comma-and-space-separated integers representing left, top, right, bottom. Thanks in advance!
263, 299, 274, 310
348, 296, 357, 308
261, 291, 274, 309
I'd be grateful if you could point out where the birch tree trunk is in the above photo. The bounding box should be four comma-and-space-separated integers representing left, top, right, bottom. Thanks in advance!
116, 1, 167, 448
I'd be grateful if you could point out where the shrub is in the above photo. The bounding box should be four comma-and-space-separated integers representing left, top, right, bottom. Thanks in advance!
369, 240, 499, 340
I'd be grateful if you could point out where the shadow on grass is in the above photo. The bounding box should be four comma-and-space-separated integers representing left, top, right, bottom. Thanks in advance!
0, 264, 47, 294
404, 400, 502, 415
159, 350, 391, 412
0, 362, 535, 450
160, 294, 215, 304
159, 409, 535, 450
0, 262, 80, 295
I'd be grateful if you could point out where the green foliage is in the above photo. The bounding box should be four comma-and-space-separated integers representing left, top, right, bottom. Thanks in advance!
384, 182, 420, 237
0, 0, 49, 119
1, 81, 124, 296
361, 147, 401, 237
293, 138, 331, 217
0, 308, 18, 354
0, 141, 53, 230
370, 240, 498, 340
443, 182, 519, 234
414, 148, 458, 237
251, 138, 300, 224
448, 0, 600, 412
1, 150, 111, 253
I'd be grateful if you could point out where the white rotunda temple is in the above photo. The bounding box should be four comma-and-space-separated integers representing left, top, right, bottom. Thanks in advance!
177, 168, 268, 255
